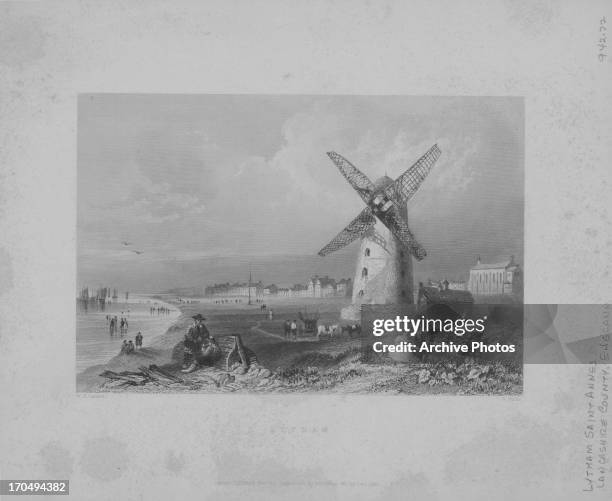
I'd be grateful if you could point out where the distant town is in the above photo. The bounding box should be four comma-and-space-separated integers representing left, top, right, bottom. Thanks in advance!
204, 275, 353, 301
203, 255, 522, 302
77, 255, 522, 305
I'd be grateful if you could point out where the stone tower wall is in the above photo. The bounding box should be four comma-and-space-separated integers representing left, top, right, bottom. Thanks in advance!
341, 204, 414, 320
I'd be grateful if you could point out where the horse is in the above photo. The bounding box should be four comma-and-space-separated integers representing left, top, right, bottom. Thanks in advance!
341, 324, 361, 338
317, 324, 339, 340
317, 324, 329, 339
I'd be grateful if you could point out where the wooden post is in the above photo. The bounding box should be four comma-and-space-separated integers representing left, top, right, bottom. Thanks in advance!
225, 335, 252, 371
235, 334, 249, 369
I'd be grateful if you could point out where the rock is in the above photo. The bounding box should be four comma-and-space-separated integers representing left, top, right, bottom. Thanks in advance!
259, 369, 272, 378
248, 364, 260, 377
417, 369, 430, 384
440, 371, 456, 385
217, 373, 236, 387
233, 365, 247, 375
181, 362, 198, 374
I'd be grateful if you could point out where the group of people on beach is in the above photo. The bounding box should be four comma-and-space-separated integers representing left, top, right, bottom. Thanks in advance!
106, 314, 129, 336
104, 309, 145, 355
120, 331, 143, 355
150, 306, 171, 316
212, 298, 266, 305
283, 319, 299, 340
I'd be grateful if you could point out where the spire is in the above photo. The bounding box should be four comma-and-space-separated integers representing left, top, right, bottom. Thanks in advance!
248, 263, 252, 305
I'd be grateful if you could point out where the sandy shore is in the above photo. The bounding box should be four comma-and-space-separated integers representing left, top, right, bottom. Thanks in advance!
76, 298, 180, 373
76, 303, 192, 392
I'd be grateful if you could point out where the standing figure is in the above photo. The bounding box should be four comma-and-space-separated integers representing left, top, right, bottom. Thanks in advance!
290, 320, 297, 340
417, 282, 426, 307
135, 331, 143, 348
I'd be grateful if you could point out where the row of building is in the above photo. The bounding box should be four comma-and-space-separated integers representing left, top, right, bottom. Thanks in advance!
204, 276, 353, 300
204, 256, 521, 302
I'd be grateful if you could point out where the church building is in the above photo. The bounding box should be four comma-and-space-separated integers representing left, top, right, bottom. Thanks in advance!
467, 256, 522, 297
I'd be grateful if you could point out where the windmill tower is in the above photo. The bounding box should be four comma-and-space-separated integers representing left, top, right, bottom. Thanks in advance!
318, 144, 441, 321
348, 176, 414, 317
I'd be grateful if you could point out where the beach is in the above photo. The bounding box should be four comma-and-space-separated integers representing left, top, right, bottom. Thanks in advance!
76, 295, 179, 373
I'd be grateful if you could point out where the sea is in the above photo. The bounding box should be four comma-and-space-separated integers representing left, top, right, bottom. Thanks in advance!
76, 295, 179, 373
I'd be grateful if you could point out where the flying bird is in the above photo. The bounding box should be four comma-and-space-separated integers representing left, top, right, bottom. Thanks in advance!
121, 241, 132, 246
131, 250, 144, 255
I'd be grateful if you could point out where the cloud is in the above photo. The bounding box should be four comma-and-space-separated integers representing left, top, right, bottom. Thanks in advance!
430, 135, 480, 193
81, 162, 206, 227
78, 96, 523, 288
128, 172, 207, 223
170, 99, 490, 255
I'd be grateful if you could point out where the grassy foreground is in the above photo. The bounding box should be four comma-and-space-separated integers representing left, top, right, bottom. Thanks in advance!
77, 298, 522, 395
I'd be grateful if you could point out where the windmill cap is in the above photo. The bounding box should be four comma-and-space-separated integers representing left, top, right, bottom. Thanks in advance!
373, 175, 394, 189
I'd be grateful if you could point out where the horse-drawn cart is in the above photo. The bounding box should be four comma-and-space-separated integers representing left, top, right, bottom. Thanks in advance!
298, 310, 319, 336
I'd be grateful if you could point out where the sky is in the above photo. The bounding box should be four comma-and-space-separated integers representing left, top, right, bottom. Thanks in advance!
77, 95, 524, 292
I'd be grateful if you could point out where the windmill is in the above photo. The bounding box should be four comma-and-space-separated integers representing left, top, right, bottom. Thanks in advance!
318, 144, 441, 319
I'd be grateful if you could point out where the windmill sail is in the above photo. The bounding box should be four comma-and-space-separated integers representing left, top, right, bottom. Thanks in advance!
326, 151, 376, 204
320, 144, 440, 260
376, 205, 427, 260
383, 144, 441, 202
318, 207, 376, 256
